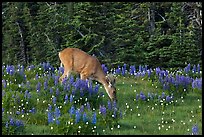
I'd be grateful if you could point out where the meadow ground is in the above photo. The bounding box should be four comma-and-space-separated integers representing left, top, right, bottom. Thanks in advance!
2, 64, 202, 135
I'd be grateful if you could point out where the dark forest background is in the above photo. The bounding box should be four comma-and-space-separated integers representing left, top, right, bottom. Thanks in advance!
2, 2, 202, 68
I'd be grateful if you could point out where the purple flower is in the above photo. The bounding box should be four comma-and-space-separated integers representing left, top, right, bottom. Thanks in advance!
36, 82, 41, 92
140, 91, 146, 101
166, 95, 171, 102
15, 120, 24, 127
129, 65, 136, 76
69, 105, 75, 118
2, 79, 6, 88
9, 118, 15, 126
52, 96, 56, 104
102, 64, 108, 74
192, 65, 196, 73
54, 107, 61, 118
192, 124, 199, 135
80, 105, 84, 113
56, 119, 60, 125
48, 111, 53, 124
16, 111, 20, 115
75, 110, 81, 123
56, 88, 60, 96
54, 76, 59, 86
99, 105, 106, 116
83, 112, 88, 122
50, 87, 53, 94
65, 94, 68, 103
107, 100, 112, 110
197, 64, 200, 74
86, 102, 91, 111
35, 73, 39, 80
70, 94, 73, 103
161, 92, 165, 99
44, 80, 48, 90
92, 112, 97, 124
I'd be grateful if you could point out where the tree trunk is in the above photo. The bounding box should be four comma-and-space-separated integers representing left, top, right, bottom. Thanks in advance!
16, 21, 27, 65
148, 3, 155, 37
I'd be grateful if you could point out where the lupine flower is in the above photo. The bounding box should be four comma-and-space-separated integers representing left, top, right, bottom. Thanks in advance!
102, 64, 108, 74
99, 105, 106, 116
147, 69, 151, 78
56, 88, 59, 96
54, 107, 61, 118
80, 105, 84, 113
69, 105, 75, 118
50, 87, 53, 94
56, 119, 60, 125
148, 92, 153, 100
69, 75, 75, 85
16, 111, 20, 115
48, 111, 54, 124
44, 80, 48, 90
21, 109, 25, 114
26, 81, 30, 89
54, 76, 59, 86
83, 112, 88, 122
29, 107, 36, 113
86, 102, 91, 111
197, 64, 200, 74
75, 109, 81, 123
140, 91, 146, 101
9, 118, 15, 126
121, 67, 126, 76
2, 79, 6, 88
115, 66, 121, 75
161, 92, 165, 99
192, 65, 196, 73
129, 65, 136, 76
48, 104, 52, 111
52, 97, 56, 104
59, 67, 64, 74
112, 100, 117, 109
65, 94, 68, 103
92, 112, 97, 124
70, 94, 73, 103
15, 120, 24, 127
192, 78, 202, 90
5, 121, 9, 128
24, 90, 29, 98
35, 73, 39, 80
94, 84, 100, 94
36, 82, 41, 92
192, 124, 199, 135
166, 95, 172, 102
107, 100, 112, 110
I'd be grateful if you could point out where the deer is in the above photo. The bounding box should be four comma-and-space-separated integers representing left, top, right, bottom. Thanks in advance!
58, 48, 117, 101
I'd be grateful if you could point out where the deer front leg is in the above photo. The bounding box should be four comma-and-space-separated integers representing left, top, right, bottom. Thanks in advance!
80, 72, 93, 87
59, 68, 71, 83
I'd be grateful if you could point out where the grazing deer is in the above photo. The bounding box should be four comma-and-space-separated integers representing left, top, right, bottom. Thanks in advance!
58, 48, 117, 101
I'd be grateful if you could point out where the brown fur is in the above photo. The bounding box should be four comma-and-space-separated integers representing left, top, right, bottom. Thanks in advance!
59, 48, 116, 100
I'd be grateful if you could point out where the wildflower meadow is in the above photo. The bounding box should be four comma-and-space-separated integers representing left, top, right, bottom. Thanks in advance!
2, 62, 202, 135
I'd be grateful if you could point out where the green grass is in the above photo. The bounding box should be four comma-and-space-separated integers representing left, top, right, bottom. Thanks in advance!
104, 76, 202, 135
